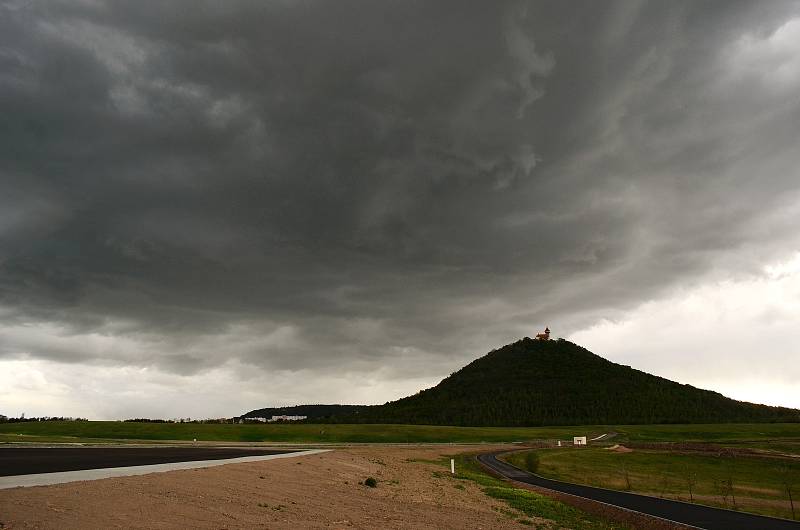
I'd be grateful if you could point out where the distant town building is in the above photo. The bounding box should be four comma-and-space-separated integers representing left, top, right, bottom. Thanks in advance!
535, 327, 551, 340
268, 415, 307, 422
573, 436, 587, 446
237, 415, 307, 423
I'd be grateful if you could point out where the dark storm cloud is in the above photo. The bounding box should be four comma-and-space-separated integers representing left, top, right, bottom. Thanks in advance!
2, 0, 800, 378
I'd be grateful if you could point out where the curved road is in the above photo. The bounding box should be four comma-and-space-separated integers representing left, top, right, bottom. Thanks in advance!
478, 451, 800, 530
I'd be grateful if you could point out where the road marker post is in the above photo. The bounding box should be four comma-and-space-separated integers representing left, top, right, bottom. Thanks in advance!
450, 459, 455, 474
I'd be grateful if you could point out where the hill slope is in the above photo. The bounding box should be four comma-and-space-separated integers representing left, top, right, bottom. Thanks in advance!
242, 338, 799, 426
352, 338, 799, 426
239, 404, 368, 421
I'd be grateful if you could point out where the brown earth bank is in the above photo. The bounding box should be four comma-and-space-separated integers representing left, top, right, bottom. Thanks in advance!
623, 442, 800, 459
0, 445, 545, 530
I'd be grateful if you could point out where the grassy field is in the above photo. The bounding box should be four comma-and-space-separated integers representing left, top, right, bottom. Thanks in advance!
1, 421, 799, 445
609, 423, 800, 444
0, 421, 600, 444
504, 447, 800, 520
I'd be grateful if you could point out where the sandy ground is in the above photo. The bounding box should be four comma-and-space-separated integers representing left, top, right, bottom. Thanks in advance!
0, 445, 540, 529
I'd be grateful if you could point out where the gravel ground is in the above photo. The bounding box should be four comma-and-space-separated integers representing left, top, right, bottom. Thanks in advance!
0, 445, 539, 529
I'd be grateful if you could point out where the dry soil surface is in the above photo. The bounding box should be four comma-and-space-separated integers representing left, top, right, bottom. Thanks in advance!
0, 445, 540, 529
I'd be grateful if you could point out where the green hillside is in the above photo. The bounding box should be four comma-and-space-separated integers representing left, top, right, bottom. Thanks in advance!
354, 338, 799, 426
239, 404, 368, 421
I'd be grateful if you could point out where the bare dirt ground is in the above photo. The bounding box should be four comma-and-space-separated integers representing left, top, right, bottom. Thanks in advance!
0, 445, 539, 529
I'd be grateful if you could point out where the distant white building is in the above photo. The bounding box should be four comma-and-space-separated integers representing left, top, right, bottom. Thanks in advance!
573, 436, 587, 446
268, 415, 307, 422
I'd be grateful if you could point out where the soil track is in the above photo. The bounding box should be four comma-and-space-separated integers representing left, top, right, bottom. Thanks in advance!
0, 447, 291, 476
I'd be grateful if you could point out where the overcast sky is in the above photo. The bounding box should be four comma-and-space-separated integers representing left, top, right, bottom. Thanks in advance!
2, 0, 800, 420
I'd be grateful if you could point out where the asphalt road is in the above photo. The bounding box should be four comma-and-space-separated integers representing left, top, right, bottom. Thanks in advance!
1, 447, 292, 476
478, 451, 800, 530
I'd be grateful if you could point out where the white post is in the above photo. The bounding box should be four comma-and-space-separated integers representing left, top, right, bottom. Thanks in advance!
450, 459, 455, 474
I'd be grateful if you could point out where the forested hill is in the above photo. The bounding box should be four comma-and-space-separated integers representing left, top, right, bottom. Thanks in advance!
239, 404, 368, 421
242, 339, 799, 426
352, 338, 800, 426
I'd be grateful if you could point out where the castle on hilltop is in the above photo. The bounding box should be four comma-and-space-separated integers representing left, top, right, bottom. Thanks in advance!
535, 327, 551, 340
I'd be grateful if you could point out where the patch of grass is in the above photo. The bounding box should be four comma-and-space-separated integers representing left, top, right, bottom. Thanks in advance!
451, 455, 503, 487
364, 477, 377, 488
484, 486, 629, 530
505, 448, 800, 520
446, 453, 631, 530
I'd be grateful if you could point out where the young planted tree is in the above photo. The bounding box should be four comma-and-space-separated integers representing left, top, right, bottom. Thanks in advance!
682, 465, 698, 502
714, 477, 736, 509
658, 470, 671, 498
778, 464, 797, 520
620, 461, 632, 491
727, 457, 737, 509
524, 451, 540, 474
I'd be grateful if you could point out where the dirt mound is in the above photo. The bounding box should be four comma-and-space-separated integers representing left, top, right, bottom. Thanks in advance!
606, 444, 633, 453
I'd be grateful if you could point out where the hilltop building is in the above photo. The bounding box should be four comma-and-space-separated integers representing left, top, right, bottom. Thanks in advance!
535, 327, 550, 340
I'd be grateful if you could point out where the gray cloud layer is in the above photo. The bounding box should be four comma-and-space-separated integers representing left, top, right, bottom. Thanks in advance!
2, 1, 800, 403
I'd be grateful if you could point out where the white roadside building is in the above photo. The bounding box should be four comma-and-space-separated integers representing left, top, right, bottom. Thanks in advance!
268, 415, 307, 422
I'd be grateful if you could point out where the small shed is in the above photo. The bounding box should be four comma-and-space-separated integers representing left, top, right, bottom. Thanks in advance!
573, 436, 587, 446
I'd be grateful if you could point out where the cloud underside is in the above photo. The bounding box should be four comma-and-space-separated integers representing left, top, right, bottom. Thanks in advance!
1, 1, 800, 415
